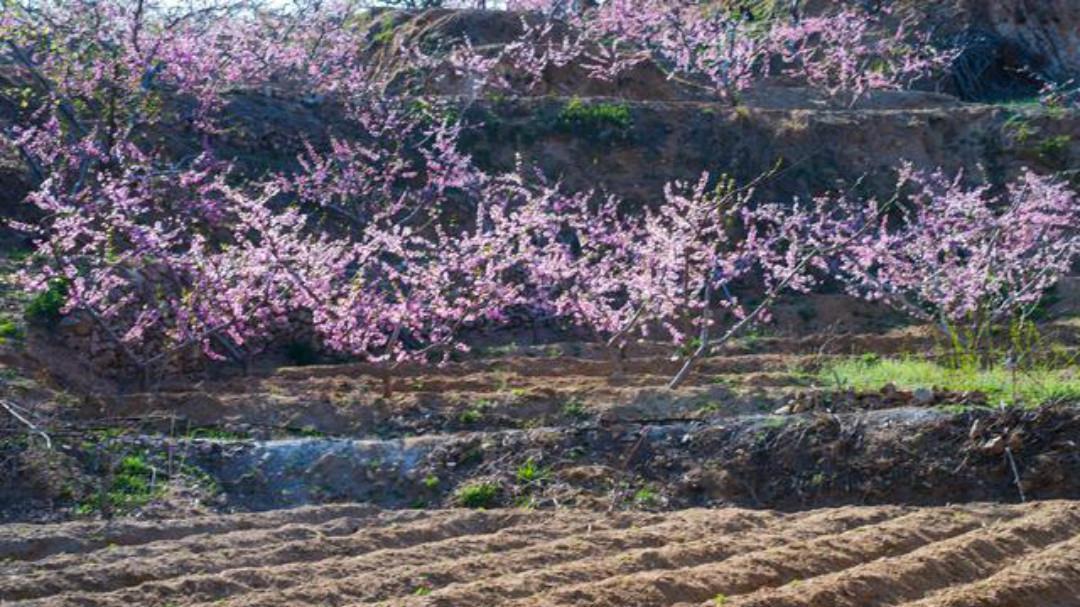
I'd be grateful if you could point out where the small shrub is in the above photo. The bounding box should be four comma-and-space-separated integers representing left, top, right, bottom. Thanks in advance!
456, 481, 499, 508
422, 474, 440, 489
25, 279, 68, 326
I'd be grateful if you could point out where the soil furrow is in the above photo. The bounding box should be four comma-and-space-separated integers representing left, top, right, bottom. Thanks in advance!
483, 506, 1021, 607
3, 508, 590, 601
10, 509, 549, 606
2, 513, 387, 582
896, 531, 1080, 607
375, 505, 914, 607
0, 503, 387, 562
717, 501, 1080, 607
203, 508, 787, 606
7, 502, 1080, 607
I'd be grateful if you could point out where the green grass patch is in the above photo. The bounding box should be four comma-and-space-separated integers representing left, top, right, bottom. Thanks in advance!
455, 481, 499, 508
820, 357, 1080, 406
556, 98, 632, 138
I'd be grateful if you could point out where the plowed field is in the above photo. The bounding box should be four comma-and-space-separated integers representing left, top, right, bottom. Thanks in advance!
3, 501, 1080, 607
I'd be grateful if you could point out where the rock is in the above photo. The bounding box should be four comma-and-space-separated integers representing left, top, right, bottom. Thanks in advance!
772, 405, 792, 416
913, 388, 935, 405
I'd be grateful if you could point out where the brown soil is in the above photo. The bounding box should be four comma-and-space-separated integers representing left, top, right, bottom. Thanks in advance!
2, 501, 1079, 606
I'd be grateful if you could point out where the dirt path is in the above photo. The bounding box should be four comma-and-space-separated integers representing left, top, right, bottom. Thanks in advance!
2, 501, 1079, 607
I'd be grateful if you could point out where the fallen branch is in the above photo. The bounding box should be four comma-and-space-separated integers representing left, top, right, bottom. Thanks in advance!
1004, 446, 1026, 503
0, 398, 52, 449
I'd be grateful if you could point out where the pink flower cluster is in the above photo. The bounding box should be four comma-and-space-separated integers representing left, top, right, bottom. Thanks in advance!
5, 1, 1077, 384
495, 1, 956, 104
754, 166, 1080, 349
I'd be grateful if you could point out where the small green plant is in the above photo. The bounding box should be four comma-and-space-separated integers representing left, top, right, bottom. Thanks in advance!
633, 486, 660, 507
422, 474, 440, 490
456, 481, 499, 508
561, 399, 589, 419
460, 399, 495, 424
412, 585, 432, 596
0, 318, 21, 341
556, 98, 632, 139
713, 594, 729, 606
78, 453, 164, 515
25, 278, 68, 326
1037, 134, 1071, 164
459, 408, 483, 425
1004, 114, 1038, 143
678, 336, 704, 357
373, 12, 396, 45
515, 458, 549, 484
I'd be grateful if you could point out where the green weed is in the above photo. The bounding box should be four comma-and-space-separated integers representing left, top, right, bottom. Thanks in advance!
455, 482, 499, 508
561, 399, 589, 419
515, 458, 549, 484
